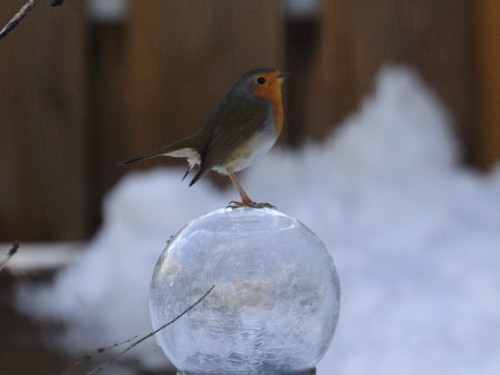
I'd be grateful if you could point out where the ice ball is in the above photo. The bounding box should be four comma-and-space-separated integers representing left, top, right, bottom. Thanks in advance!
150, 208, 340, 375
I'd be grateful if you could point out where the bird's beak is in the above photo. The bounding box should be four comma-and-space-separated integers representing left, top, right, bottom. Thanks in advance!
277, 71, 292, 82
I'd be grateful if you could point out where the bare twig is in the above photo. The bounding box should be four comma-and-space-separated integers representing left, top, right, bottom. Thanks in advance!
63, 336, 139, 373
0, 0, 66, 43
0, 0, 40, 42
64, 285, 215, 375
0, 242, 19, 272
95, 335, 140, 354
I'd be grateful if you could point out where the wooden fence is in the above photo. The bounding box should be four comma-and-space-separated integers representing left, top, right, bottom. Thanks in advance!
0, 0, 499, 241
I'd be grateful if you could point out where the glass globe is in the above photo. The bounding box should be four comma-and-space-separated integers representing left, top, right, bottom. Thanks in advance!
150, 208, 340, 375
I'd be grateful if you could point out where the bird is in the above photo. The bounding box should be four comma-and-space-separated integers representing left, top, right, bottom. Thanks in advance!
117, 68, 290, 208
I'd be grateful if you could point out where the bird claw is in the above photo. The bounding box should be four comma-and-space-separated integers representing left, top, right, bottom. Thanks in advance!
227, 201, 276, 210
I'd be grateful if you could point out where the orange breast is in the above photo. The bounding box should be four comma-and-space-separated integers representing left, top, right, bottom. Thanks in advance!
271, 94, 284, 134
252, 79, 284, 134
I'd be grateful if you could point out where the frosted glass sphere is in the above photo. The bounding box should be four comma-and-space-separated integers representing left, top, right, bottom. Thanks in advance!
150, 208, 340, 375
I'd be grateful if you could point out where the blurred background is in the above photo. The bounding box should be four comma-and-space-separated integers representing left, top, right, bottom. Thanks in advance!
1, 2, 500, 374
0, 0, 498, 242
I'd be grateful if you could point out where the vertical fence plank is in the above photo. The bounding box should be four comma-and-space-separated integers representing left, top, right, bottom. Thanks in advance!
0, 2, 87, 240
0, 4, 22, 240
473, 0, 500, 169
87, 23, 127, 234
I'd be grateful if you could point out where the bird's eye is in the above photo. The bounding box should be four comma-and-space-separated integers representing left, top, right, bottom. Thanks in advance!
257, 77, 266, 84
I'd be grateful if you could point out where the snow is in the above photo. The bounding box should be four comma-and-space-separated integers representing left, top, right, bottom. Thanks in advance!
17, 66, 500, 374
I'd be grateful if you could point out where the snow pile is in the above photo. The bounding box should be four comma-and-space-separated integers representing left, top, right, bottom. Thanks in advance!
17, 67, 500, 374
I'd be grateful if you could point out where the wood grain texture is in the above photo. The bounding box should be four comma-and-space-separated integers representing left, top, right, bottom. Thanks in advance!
0, 2, 87, 240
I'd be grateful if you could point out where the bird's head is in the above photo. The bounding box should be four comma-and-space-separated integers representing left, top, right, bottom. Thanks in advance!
237, 68, 291, 101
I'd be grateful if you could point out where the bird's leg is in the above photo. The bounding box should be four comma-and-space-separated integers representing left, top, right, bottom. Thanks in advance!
228, 172, 253, 205
227, 172, 275, 209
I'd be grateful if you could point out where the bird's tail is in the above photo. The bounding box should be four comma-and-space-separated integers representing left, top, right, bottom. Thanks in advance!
116, 135, 200, 166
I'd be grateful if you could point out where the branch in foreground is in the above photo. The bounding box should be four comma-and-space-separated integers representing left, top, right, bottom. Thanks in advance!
64, 285, 215, 375
63, 336, 139, 372
0, 242, 19, 272
0, 0, 66, 42
0, 0, 39, 42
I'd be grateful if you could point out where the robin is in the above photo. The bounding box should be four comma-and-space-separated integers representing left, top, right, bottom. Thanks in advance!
118, 68, 290, 208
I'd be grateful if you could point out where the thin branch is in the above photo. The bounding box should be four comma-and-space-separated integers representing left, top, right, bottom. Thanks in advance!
0, 242, 19, 272
0, 0, 40, 42
0, 0, 66, 42
63, 336, 139, 372
63, 285, 215, 375
95, 335, 140, 354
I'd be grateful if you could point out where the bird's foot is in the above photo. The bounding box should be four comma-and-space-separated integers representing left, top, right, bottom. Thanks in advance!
227, 200, 276, 209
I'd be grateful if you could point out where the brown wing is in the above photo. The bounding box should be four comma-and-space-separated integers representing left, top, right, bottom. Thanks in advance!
189, 93, 270, 185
